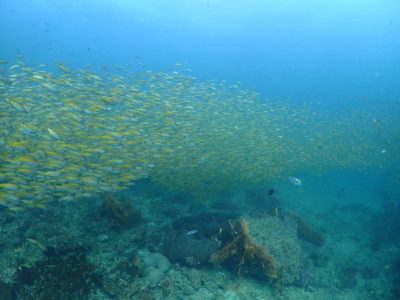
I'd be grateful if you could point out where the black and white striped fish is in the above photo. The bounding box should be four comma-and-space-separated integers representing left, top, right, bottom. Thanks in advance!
288, 176, 302, 186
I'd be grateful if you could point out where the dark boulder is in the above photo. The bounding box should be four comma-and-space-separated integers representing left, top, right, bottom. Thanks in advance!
162, 233, 219, 266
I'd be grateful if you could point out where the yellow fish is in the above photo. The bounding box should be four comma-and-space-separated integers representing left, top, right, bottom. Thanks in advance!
55, 62, 69, 72
47, 128, 62, 140
7, 100, 27, 112
0, 183, 19, 191
25, 238, 46, 250
8, 207, 24, 212
274, 207, 279, 217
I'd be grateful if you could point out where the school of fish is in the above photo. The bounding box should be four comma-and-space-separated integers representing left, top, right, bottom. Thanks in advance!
0, 57, 398, 209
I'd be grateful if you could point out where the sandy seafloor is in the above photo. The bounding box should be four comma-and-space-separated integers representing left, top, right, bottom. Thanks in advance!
0, 169, 399, 300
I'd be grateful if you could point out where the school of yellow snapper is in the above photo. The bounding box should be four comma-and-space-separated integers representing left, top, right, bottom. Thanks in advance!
0, 58, 398, 209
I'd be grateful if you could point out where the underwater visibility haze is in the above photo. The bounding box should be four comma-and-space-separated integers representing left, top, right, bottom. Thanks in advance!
0, 0, 399, 299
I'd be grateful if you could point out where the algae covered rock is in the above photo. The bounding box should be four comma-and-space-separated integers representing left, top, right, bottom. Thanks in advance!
247, 215, 306, 285
284, 211, 325, 246
15, 240, 101, 300
210, 217, 277, 280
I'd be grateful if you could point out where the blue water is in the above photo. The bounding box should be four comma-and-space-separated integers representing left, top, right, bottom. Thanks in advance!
1, 0, 400, 103
1, 1, 399, 299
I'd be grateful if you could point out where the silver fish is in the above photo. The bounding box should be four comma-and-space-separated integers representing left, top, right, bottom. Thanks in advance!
185, 230, 198, 235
